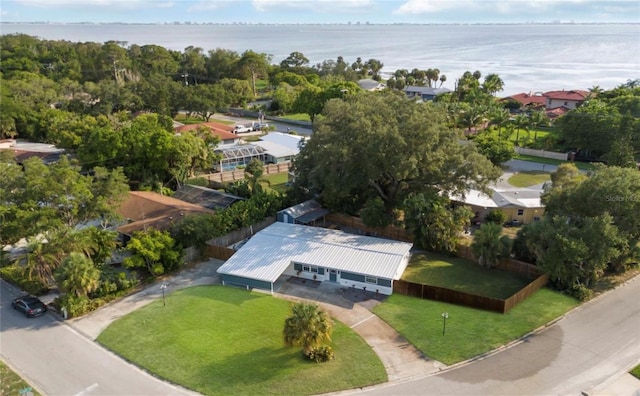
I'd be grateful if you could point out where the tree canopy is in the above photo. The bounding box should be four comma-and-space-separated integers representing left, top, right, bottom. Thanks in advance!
293, 92, 500, 223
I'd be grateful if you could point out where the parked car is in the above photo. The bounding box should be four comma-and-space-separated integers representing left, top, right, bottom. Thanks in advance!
232, 125, 252, 134
12, 295, 48, 318
251, 122, 270, 131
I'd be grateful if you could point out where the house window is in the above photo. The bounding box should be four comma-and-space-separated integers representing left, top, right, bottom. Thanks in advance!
517, 209, 524, 216
303, 265, 310, 272
301, 265, 318, 273
564, 101, 568, 106
365, 276, 377, 284
310, 266, 318, 273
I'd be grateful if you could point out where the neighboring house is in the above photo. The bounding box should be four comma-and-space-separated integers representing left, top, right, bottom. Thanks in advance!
172, 184, 244, 210
277, 199, 329, 225
258, 132, 305, 164
502, 92, 546, 108
213, 144, 266, 172
174, 122, 241, 147
0, 140, 65, 165
357, 78, 386, 91
212, 132, 305, 171
217, 222, 413, 295
450, 188, 545, 225
404, 86, 452, 101
116, 191, 214, 239
543, 90, 589, 110
502, 89, 589, 111
545, 106, 571, 120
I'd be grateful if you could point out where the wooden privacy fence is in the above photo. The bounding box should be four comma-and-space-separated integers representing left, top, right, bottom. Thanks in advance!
327, 212, 548, 313
325, 213, 413, 242
204, 245, 235, 260
204, 217, 276, 260
393, 271, 548, 314
201, 164, 291, 184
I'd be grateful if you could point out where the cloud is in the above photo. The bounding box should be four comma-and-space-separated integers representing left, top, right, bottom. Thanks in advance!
186, 0, 230, 12
252, 0, 373, 13
11, 0, 173, 9
393, 0, 477, 15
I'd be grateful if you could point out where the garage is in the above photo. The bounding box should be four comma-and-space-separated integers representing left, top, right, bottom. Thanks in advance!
217, 222, 413, 295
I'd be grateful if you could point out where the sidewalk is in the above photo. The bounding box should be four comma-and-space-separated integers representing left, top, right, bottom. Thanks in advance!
69, 258, 224, 340
67, 258, 442, 384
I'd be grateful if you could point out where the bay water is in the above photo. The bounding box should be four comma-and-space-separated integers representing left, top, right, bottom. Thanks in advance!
2, 23, 639, 95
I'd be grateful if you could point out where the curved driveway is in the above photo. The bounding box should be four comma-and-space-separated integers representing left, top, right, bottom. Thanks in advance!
356, 276, 640, 396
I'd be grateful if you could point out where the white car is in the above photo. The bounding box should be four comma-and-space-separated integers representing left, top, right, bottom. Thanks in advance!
232, 125, 252, 134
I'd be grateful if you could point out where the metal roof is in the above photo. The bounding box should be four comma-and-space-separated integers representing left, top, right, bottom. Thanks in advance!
217, 222, 413, 283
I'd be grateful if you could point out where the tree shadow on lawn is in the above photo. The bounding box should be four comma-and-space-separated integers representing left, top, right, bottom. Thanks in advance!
177, 285, 265, 306
404, 261, 528, 299
193, 346, 311, 395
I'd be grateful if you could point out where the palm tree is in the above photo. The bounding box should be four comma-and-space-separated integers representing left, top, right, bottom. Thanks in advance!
55, 252, 101, 297
513, 114, 530, 146
283, 302, 333, 356
471, 222, 503, 268
482, 73, 505, 96
19, 236, 62, 287
488, 108, 511, 133
529, 110, 548, 143
438, 74, 447, 88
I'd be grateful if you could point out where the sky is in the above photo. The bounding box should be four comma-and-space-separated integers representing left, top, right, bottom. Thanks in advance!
1, 0, 639, 24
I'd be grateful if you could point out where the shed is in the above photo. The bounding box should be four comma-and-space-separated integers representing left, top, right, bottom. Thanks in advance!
277, 199, 329, 225
217, 222, 413, 295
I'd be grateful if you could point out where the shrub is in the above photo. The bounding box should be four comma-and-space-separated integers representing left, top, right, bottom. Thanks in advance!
570, 284, 593, 301
0, 265, 49, 295
307, 345, 335, 363
485, 210, 507, 225
55, 294, 91, 318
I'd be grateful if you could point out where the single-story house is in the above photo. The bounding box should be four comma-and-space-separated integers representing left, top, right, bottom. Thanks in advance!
450, 188, 545, 225
174, 123, 241, 147
217, 222, 413, 295
172, 184, 245, 210
357, 78, 386, 91
277, 199, 329, 225
116, 191, 214, 239
213, 132, 306, 171
0, 140, 65, 165
404, 86, 452, 101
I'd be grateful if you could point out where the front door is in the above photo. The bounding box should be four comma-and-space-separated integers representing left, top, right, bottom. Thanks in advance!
329, 270, 337, 282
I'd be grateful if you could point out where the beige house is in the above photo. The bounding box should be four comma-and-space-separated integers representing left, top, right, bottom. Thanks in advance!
450, 188, 545, 226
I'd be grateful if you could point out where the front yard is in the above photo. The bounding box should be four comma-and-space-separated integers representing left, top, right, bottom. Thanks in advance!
97, 286, 386, 396
372, 289, 578, 365
402, 252, 530, 299
507, 171, 550, 187
0, 361, 41, 396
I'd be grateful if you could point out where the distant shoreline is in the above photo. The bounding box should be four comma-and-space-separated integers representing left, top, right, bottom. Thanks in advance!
2, 22, 639, 27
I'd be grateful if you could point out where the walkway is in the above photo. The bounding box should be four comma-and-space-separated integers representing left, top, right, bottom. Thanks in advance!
69, 258, 441, 384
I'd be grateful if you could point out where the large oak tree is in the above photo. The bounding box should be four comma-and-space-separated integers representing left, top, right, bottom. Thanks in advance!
292, 92, 500, 221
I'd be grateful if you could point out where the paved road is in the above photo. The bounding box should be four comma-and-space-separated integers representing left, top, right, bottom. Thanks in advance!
356, 276, 640, 396
0, 279, 196, 396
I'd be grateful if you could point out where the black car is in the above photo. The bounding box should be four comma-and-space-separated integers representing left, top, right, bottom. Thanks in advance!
11, 295, 48, 318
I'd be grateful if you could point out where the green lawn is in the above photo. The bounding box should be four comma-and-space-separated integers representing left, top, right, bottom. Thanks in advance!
97, 286, 386, 396
258, 172, 289, 194
631, 364, 640, 380
402, 252, 529, 299
174, 114, 235, 125
515, 154, 596, 171
372, 289, 578, 365
487, 127, 551, 145
1, 361, 41, 396
507, 171, 551, 187
280, 113, 311, 122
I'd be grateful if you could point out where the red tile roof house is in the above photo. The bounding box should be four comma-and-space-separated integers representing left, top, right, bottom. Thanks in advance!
504, 92, 547, 109
543, 90, 590, 110
174, 123, 241, 147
